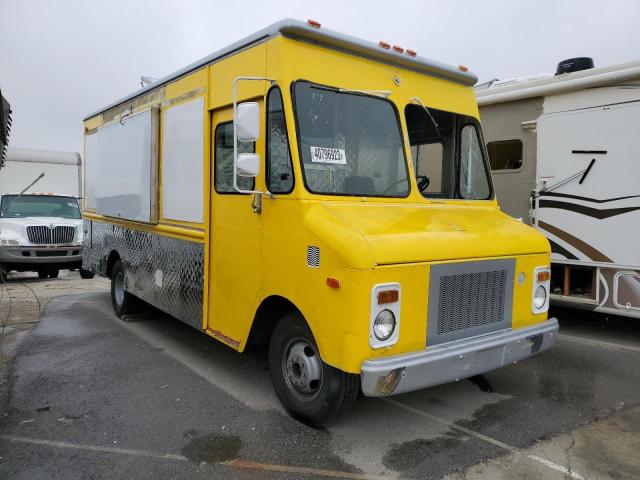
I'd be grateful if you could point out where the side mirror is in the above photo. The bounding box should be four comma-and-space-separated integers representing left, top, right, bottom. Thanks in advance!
237, 153, 260, 177
236, 102, 260, 142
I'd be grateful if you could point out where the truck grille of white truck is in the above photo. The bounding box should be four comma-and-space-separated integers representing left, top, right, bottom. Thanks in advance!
427, 259, 515, 346
27, 226, 75, 245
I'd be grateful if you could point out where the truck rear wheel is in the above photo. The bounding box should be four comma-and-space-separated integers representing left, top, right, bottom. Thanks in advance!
110, 259, 134, 318
268, 312, 359, 425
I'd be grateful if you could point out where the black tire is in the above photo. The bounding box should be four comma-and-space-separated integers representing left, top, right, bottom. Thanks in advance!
0, 264, 7, 283
268, 312, 359, 425
110, 259, 134, 318
79, 268, 95, 279
48, 269, 59, 279
38, 270, 48, 279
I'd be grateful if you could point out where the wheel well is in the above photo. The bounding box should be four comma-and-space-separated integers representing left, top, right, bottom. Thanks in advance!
245, 296, 300, 350
105, 250, 120, 279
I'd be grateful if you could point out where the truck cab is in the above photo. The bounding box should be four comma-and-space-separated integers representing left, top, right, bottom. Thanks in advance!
0, 193, 87, 279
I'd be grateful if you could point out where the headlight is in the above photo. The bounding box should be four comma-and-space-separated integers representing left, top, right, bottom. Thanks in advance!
373, 309, 396, 341
533, 285, 547, 309
532, 267, 551, 313
0, 239, 19, 246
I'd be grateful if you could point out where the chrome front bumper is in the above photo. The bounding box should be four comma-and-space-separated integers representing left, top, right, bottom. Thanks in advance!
361, 318, 558, 397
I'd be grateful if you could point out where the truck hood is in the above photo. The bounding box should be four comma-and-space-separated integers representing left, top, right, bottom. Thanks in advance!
304, 202, 549, 269
0, 217, 81, 228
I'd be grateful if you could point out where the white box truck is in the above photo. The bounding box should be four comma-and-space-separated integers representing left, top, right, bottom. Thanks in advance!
0, 147, 93, 280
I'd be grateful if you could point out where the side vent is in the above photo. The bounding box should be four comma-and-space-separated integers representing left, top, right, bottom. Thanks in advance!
306, 246, 320, 268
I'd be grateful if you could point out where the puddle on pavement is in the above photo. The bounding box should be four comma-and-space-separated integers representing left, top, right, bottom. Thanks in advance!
181, 434, 242, 463
382, 433, 464, 471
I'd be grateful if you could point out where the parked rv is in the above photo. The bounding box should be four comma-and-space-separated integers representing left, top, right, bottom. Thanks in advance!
476, 59, 640, 318
82, 19, 557, 423
0, 148, 93, 280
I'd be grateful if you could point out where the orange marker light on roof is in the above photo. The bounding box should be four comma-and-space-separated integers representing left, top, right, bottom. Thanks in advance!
406, 49, 417, 57
326, 277, 341, 289
307, 19, 321, 28
458, 64, 469, 72
377, 289, 399, 304
378, 41, 391, 49
392, 45, 404, 53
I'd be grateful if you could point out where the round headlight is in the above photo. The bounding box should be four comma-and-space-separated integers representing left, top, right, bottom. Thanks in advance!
373, 309, 396, 341
533, 285, 547, 310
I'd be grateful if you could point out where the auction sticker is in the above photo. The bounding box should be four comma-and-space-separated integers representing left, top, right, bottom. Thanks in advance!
310, 146, 347, 164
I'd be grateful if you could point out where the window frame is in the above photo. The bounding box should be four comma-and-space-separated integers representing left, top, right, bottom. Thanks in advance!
265, 86, 295, 194
213, 120, 256, 195
455, 120, 494, 201
486, 138, 525, 174
290, 79, 412, 199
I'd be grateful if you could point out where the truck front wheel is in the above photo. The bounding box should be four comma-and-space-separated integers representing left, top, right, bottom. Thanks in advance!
110, 259, 134, 318
268, 312, 359, 425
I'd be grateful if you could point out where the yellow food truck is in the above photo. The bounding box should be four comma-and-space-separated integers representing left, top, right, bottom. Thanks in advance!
82, 19, 558, 423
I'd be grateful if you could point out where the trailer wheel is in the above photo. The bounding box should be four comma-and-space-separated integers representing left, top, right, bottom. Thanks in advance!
79, 269, 94, 279
268, 312, 359, 425
110, 260, 134, 318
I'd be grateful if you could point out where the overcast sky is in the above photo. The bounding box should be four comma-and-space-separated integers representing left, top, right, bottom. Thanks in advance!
1, 0, 639, 154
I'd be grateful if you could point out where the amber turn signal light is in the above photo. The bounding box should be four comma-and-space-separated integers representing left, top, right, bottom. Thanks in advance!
537, 270, 551, 282
326, 277, 341, 289
377, 289, 399, 304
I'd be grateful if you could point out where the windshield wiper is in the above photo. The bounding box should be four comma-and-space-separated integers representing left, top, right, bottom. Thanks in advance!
0, 172, 45, 217
309, 84, 391, 98
410, 97, 442, 140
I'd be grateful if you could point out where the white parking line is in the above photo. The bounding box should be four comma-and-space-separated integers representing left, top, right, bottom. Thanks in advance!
0, 434, 389, 480
558, 334, 640, 353
383, 398, 585, 480
0, 434, 188, 461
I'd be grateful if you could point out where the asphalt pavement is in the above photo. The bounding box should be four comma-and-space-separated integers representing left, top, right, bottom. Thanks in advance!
1, 279, 639, 479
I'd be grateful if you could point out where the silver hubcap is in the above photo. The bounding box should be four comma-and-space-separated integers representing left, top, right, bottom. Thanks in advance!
114, 271, 125, 306
283, 338, 322, 400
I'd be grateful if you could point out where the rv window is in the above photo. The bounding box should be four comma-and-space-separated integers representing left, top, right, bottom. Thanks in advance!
266, 87, 294, 193
214, 122, 255, 193
487, 139, 523, 171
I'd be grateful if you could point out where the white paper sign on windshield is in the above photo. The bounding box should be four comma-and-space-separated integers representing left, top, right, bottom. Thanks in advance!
310, 146, 347, 164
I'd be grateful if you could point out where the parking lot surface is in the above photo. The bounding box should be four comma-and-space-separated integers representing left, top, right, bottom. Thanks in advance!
1, 275, 639, 479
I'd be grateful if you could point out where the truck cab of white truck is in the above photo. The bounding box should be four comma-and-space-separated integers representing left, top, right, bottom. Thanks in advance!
0, 148, 93, 280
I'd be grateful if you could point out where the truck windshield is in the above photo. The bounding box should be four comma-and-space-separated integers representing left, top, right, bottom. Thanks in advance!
405, 104, 492, 200
293, 81, 409, 197
0, 195, 81, 219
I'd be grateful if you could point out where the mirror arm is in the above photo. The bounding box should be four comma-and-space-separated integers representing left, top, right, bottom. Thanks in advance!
232, 76, 277, 198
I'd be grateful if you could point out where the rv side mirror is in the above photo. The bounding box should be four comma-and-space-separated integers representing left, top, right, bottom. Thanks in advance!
236, 102, 260, 142
237, 153, 260, 177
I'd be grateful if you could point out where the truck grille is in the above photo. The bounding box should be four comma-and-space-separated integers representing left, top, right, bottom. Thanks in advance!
27, 226, 75, 245
427, 259, 515, 346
